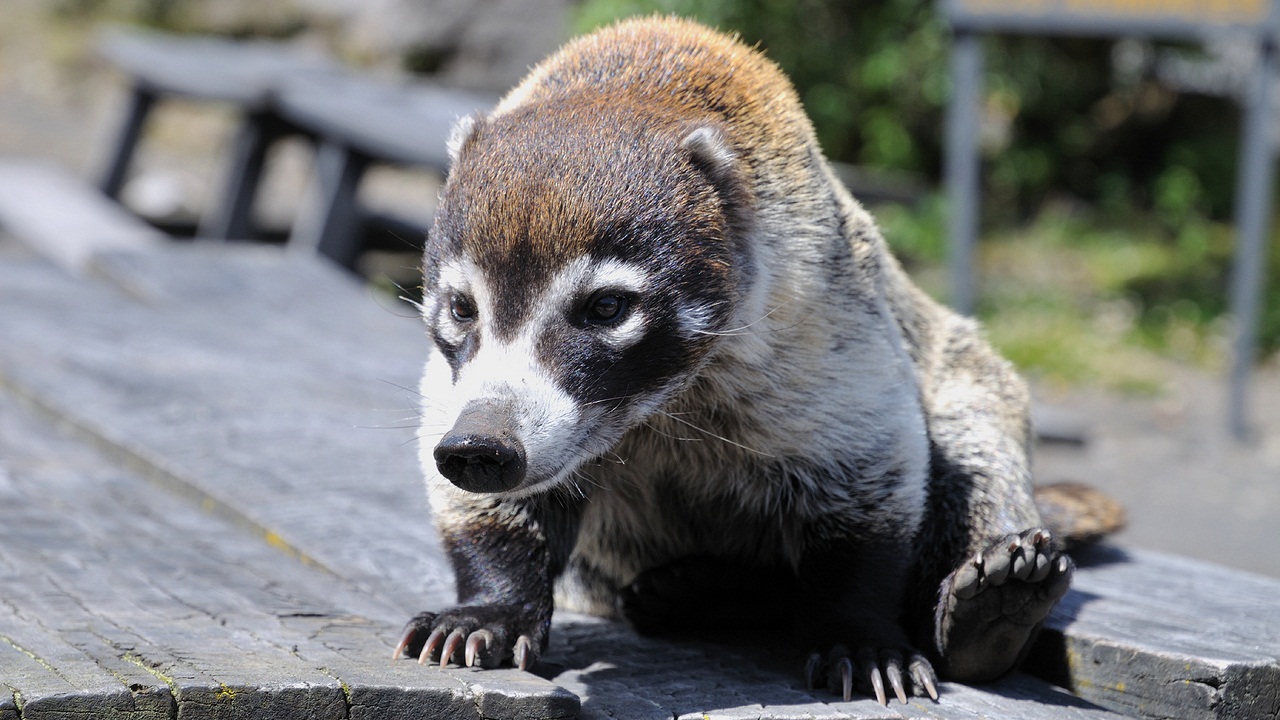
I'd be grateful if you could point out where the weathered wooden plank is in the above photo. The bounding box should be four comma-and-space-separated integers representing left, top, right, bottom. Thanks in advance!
0, 245, 452, 616
1031, 545, 1280, 720
0, 161, 163, 274
545, 615, 1125, 720
0, 395, 343, 719
0, 378, 572, 719
0, 612, 173, 720
275, 72, 496, 170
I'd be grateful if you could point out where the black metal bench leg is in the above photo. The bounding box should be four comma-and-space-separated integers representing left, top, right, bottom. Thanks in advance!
99, 84, 156, 200
198, 110, 286, 241
289, 140, 370, 269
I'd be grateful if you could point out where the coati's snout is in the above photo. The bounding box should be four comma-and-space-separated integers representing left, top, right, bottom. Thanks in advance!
434, 400, 528, 493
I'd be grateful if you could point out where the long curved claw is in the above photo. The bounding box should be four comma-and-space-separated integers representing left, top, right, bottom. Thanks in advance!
912, 661, 939, 701
803, 652, 823, 691
419, 627, 446, 665
1011, 549, 1032, 580
439, 628, 466, 668
392, 630, 412, 661
836, 657, 853, 702
513, 634, 534, 671
465, 629, 493, 668
419, 627, 445, 661
885, 658, 907, 704
983, 538, 1014, 585
953, 560, 982, 600
1028, 550, 1052, 582
869, 663, 886, 706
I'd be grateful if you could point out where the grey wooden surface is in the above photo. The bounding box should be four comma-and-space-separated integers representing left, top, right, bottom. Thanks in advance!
1039, 545, 1280, 719
0, 236, 1274, 718
0, 161, 163, 273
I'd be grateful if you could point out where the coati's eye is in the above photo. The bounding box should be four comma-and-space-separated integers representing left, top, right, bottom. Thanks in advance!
450, 293, 476, 323
584, 292, 628, 325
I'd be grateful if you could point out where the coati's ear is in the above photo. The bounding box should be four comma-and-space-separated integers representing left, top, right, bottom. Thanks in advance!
682, 125, 752, 226
682, 126, 737, 187
446, 113, 485, 167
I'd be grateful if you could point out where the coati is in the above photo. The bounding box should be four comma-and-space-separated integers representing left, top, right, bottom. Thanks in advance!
393, 16, 1118, 704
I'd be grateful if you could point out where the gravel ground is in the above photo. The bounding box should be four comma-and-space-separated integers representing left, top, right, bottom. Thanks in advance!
1033, 366, 1280, 578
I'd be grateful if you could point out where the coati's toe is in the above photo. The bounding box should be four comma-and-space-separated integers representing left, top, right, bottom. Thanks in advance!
394, 607, 541, 670
804, 644, 938, 705
935, 528, 1073, 682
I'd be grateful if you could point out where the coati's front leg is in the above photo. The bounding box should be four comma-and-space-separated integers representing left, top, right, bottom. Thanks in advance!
395, 496, 582, 670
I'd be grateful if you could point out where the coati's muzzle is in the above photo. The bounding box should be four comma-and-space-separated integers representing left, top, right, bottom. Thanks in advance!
434, 399, 528, 493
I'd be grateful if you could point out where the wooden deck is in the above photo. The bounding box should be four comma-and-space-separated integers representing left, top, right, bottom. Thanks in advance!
0, 169, 1277, 718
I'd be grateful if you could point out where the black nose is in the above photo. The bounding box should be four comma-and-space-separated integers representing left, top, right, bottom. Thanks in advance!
434, 401, 527, 493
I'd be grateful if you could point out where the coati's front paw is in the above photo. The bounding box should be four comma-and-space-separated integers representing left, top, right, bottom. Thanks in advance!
393, 607, 543, 670
935, 527, 1074, 682
803, 644, 939, 705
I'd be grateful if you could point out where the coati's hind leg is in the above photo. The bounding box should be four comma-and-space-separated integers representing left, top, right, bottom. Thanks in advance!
906, 310, 1068, 684
933, 527, 1073, 682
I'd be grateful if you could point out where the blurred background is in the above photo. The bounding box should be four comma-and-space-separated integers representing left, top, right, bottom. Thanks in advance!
1, 0, 1277, 576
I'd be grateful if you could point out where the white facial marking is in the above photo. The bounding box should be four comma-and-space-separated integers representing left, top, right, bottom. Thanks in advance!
432, 258, 487, 347
588, 258, 650, 292
586, 258, 650, 350
422, 255, 657, 497
677, 302, 717, 337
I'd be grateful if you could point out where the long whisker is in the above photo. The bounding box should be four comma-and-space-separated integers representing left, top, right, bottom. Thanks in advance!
642, 418, 702, 444
656, 410, 775, 457
581, 393, 636, 408
379, 377, 426, 399
693, 299, 794, 337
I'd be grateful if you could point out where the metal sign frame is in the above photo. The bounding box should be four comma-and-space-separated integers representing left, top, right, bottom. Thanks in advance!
941, 0, 1278, 438
945, 0, 1274, 37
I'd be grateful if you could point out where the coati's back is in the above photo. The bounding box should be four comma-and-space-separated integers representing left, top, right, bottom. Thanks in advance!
494, 17, 813, 165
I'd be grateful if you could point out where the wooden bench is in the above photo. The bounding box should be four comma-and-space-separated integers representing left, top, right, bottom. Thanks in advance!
95, 26, 337, 241
274, 70, 495, 267
95, 27, 496, 269
0, 212, 1277, 717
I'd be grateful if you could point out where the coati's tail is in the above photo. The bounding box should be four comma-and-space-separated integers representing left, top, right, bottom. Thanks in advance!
1033, 482, 1126, 550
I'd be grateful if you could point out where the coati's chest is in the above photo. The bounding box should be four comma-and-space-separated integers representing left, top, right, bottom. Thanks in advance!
568, 436, 930, 590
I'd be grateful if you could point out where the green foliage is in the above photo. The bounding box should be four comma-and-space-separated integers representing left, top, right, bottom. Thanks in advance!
976, 207, 1280, 381
878, 192, 949, 267
574, 0, 949, 176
